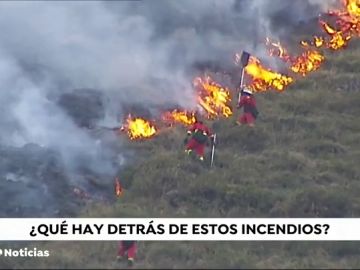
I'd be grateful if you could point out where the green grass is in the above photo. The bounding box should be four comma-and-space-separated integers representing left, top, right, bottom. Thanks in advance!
5, 40, 360, 269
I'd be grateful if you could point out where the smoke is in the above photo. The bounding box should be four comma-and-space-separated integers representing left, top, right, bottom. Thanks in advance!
0, 0, 334, 148
0, 1, 338, 197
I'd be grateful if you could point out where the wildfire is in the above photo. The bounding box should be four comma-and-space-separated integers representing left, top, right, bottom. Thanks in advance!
162, 109, 196, 126
115, 177, 123, 197
266, 38, 325, 77
262, 0, 358, 82
335, 0, 360, 34
346, 0, 360, 18
301, 36, 325, 48
112, 0, 359, 142
320, 20, 353, 50
245, 57, 294, 92
193, 76, 232, 118
300, 0, 360, 51
291, 50, 325, 76
121, 115, 157, 140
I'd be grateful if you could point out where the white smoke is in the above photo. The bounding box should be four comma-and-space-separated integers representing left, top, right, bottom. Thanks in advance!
0, 0, 341, 217
0, 0, 337, 171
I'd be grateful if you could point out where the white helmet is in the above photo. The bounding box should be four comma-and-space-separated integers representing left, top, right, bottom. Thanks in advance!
243, 88, 253, 95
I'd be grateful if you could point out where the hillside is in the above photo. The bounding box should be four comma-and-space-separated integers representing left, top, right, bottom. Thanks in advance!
3, 40, 360, 269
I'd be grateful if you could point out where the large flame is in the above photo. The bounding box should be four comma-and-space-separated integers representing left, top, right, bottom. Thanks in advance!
335, 0, 360, 35
121, 115, 157, 140
162, 109, 196, 126
300, 36, 325, 48
261, 0, 359, 84
245, 57, 294, 92
302, 0, 359, 50
346, 0, 360, 17
194, 76, 232, 118
114, 0, 359, 142
290, 50, 325, 76
320, 20, 353, 50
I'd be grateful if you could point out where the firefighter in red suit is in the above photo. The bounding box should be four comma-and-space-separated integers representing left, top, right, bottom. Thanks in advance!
185, 118, 213, 161
117, 241, 137, 266
237, 88, 258, 127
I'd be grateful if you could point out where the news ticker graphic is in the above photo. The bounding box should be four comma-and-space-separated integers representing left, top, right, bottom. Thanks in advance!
0, 218, 358, 241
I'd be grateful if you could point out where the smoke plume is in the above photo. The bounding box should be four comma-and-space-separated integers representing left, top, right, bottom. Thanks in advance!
0, 0, 338, 215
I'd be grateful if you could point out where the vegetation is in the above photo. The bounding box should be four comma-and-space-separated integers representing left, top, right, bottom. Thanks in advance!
4, 40, 360, 269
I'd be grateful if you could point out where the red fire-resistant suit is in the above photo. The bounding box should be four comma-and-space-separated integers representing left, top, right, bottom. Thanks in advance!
185, 121, 212, 159
118, 241, 137, 262
237, 94, 257, 126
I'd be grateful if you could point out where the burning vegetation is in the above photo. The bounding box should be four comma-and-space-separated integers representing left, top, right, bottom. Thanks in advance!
120, 115, 157, 140
244, 0, 359, 92
117, 0, 359, 140
244, 56, 294, 92
162, 110, 196, 126
194, 76, 233, 119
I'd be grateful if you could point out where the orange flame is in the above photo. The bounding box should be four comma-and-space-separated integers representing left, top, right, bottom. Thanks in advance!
193, 76, 232, 118
314, 36, 325, 47
263, 0, 359, 84
245, 57, 294, 92
115, 177, 123, 197
121, 115, 157, 140
320, 20, 353, 50
266, 38, 325, 77
346, 0, 360, 17
301, 36, 325, 48
162, 109, 196, 126
290, 50, 325, 76
302, 0, 359, 50
244, 0, 359, 92
337, 0, 360, 33
113, 0, 359, 142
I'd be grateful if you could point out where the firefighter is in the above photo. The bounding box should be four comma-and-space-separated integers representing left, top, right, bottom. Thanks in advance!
185, 117, 213, 161
236, 88, 258, 127
117, 241, 137, 266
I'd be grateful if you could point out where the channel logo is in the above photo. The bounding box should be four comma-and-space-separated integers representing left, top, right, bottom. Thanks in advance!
0, 247, 49, 257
